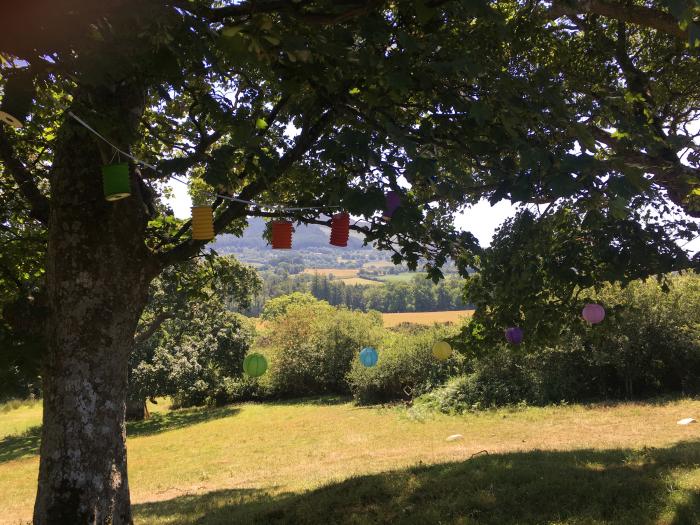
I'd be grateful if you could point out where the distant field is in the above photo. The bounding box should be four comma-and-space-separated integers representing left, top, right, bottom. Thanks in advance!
362, 260, 395, 269
339, 277, 383, 286
379, 271, 426, 282
302, 268, 359, 278
382, 309, 474, 327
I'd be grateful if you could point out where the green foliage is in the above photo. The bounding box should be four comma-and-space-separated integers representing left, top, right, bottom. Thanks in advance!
431, 273, 700, 412
256, 298, 384, 398
465, 208, 696, 347
347, 325, 463, 404
129, 256, 260, 407
260, 292, 319, 321
132, 309, 255, 409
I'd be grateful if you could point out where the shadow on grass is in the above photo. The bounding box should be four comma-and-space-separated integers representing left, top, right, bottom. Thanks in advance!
127, 405, 240, 438
0, 425, 41, 463
134, 440, 700, 525
0, 405, 241, 463
264, 396, 351, 407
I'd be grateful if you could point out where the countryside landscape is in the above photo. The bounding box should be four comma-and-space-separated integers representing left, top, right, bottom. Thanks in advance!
3, 1, 700, 524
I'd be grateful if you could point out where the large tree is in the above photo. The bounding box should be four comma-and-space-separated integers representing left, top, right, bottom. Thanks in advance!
0, 0, 698, 522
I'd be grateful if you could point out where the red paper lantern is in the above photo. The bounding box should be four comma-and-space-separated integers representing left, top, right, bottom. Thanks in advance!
271, 220, 293, 249
330, 212, 350, 247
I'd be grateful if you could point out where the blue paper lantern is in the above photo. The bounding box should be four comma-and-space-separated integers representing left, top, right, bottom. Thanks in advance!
359, 347, 378, 367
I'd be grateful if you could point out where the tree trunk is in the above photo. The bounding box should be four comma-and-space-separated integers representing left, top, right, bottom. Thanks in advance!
125, 396, 150, 422
33, 87, 155, 524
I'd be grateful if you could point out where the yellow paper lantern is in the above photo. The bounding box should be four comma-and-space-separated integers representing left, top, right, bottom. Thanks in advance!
432, 341, 452, 361
191, 206, 215, 241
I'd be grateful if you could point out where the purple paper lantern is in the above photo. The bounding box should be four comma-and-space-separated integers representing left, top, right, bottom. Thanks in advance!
582, 303, 605, 324
382, 190, 401, 220
504, 327, 524, 345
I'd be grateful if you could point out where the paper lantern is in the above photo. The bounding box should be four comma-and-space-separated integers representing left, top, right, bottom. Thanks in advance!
330, 212, 350, 247
504, 327, 524, 345
102, 163, 131, 201
243, 353, 268, 378
0, 110, 24, 129
582, 303, 605, 324
359, 347, 378, 367
432, 341, 453, 361
191, 206, 215, 240
271, 220, 293, 249
382, 190, 401, 220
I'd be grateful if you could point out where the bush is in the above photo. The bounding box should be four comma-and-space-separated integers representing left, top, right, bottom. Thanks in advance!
347, 325, 463, 404
216, 375, 268, 404
417, 351, 535, 412
133, 310, 256, 409
427, 273, 700, 413
255, 298, 385, 398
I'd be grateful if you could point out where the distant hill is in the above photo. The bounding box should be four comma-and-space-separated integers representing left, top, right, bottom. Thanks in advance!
213, 217, 371, 253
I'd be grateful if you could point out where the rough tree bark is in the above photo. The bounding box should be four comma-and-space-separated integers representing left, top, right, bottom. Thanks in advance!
33, 86, 157, 524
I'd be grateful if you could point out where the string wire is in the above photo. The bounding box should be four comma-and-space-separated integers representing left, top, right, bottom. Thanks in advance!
68, 111, 339, 213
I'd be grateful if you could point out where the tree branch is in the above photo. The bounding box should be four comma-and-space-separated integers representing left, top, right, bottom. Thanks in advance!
134, 311, 175, 344
157, 109, 335, 268
548, 0, 685, 40
0, 128, 50, 224
202, 0, 383, 25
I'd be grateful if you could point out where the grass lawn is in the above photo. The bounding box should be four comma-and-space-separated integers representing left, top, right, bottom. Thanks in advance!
1, 398, 700, 524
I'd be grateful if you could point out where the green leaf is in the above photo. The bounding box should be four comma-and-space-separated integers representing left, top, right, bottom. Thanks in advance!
255, 118, 268, 130
348, 87, 361, 95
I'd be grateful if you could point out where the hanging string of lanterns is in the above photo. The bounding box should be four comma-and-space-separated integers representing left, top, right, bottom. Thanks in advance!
7, 113, 613, 353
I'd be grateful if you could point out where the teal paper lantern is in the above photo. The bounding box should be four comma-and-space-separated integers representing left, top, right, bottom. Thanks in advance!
243, 353, 268, 378
359, 347, 378, 367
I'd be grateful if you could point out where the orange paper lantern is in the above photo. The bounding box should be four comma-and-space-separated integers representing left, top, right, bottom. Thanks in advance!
191, 206, 215, 241
330, 212, 350, 247
271, 220, 293, 249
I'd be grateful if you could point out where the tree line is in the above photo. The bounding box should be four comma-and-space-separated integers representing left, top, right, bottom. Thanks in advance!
244, 272, 469, 316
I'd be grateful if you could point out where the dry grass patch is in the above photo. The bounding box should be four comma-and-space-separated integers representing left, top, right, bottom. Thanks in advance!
2, 398, 700, 524
382, 309, 474, 327
339, 277, 383, 286
301, 268, 359, 278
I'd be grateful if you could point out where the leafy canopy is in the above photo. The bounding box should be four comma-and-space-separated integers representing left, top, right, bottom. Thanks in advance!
0, 0, 698, 300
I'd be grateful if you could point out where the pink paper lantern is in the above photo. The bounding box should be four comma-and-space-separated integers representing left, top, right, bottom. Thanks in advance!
582, 303, 605, 324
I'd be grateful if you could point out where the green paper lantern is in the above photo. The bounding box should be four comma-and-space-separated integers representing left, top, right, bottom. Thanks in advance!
102, 163, 131, 201
243, 353, 268, 378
